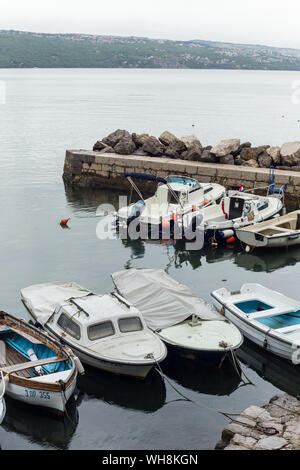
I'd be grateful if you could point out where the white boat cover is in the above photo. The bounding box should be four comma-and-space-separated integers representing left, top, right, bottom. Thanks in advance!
20, 281, 91, 324
111, 268, 224, 330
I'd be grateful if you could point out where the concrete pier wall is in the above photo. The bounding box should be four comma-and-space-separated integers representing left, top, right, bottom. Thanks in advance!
63, 150, 300, 209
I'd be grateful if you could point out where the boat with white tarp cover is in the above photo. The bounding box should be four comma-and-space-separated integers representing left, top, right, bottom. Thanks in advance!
111, 268, 243, 366
21, 282, 167, 379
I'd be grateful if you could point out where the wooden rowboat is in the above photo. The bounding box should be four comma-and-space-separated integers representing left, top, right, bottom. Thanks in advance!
0, 311, 83, 415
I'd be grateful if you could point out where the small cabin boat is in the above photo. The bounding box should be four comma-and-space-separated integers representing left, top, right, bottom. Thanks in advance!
201, 190, 284, 243
236, 210, 300, 250
0, 311, 80, 415
117, 173, 225, 235
211, 283, 300, 362
21, 282, 167, 379
111, 269, 243, 367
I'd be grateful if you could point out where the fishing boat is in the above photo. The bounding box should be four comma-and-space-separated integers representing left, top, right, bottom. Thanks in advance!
211, 283, 300, 362
201, 189, 284, 244
111, 269, 243, 367
117, 173, 225, 236
236, 210, 300, 250
21, 282, 167, 379
0, 311, 80, 415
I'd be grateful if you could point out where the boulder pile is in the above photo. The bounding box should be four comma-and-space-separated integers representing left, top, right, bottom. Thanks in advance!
216, 394, 300, 450
93, 130, 300, 171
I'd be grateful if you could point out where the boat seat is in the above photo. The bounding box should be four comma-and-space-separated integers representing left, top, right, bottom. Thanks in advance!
1, 355, 65, 375
0, 341, 6, 367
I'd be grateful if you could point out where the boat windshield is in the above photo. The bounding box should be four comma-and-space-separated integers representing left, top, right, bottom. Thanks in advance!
57, 313, 81, 340
88, 321, 115, 341
118, 317, 143, 333
167, 176, 201, 191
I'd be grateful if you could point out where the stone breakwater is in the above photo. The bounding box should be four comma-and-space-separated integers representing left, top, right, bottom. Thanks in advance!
91, 129, 300, 171
216, 394, 300, 450
63, 150, 300, 210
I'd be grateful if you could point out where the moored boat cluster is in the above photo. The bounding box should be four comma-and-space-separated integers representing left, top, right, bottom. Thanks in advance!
93, 129, 300, 170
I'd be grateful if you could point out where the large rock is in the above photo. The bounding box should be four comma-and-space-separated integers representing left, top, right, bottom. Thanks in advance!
266, 146, 281, 166
258, 151, 273, 168
142, 136, 165, 156
181, 142, 203, 161
239, 146, 265, 161
93, 140, 106, 151
281, 142, 300, 166
254, 436, 288, 450
102, 129, 130, 148
181, 135, 202, 149
159, 131, 186, 153
243, 159, 259, 168
220, 154, 234, 165
211, 139, 240, 157
114, 136, 136, 155
199, 149, 217, 163
132, 133, 150, 148
164, 146, 180, 159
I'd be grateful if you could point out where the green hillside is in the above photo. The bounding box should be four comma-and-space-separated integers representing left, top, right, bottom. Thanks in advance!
1, 30, 300, 70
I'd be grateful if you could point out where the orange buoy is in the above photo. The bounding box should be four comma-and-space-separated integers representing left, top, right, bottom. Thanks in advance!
60, 218, 70, 227
226, 236, 235, 244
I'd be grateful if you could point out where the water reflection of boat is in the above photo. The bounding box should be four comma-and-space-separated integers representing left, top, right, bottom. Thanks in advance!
77, 366, 166, 413
235, 246, 300, 273
237, 339, 300, 398
121, 237, 241, 270
1, 395, 78, 449
162, 351, 241, 396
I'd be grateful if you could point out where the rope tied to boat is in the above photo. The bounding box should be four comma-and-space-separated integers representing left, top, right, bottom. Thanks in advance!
151, 354, 257, 428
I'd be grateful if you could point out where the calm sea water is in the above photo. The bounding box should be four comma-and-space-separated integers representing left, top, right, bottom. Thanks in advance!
1, 69, 300, 450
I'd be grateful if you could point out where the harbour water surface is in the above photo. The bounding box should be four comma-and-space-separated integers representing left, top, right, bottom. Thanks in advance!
1, 69, 300, 449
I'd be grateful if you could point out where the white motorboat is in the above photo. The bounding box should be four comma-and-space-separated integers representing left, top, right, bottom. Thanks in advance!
117, 173, 225, 234
211, 283, 300, 362
201, 190, 284, 243
21, 282, 167, 379
0, 311, 80, 415
111, 269, 243, 367
236, 210, 300, 250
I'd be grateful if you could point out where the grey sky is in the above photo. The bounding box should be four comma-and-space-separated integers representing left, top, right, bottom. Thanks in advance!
2, 0, 300, 49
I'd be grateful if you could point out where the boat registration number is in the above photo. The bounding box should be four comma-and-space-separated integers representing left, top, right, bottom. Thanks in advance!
25, 390, 51, 399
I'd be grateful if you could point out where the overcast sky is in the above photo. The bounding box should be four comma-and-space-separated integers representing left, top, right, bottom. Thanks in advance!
2, 0, 300, 49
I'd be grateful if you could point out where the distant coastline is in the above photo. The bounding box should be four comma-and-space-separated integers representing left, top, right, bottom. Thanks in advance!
1, 30, 300, 70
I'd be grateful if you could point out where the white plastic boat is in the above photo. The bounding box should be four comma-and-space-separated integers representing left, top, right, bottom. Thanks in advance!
21, 282, 167, 379
236, 210, 300, 250
211, 283, 300, 362
111, 269, 243, 366
0, 311, 80, 415
201, 190, 284, 242
117, 173, 225, 231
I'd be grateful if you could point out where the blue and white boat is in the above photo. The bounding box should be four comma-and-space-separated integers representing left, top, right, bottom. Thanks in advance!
211, 284, 300, 362
0, 311, 82, 415
117, 173, 225, 234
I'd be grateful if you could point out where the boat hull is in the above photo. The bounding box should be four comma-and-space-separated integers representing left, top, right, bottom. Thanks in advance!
5, 375, 77, 414
237, 230, 300, 249
45, 326, 159, 379
212, 296, 298, 362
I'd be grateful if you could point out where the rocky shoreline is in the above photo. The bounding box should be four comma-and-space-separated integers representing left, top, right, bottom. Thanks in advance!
216, 394, 300, 450
93, 129, 300, 171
